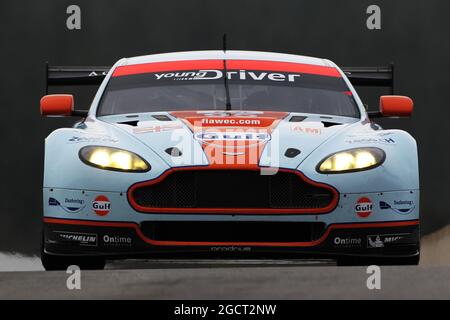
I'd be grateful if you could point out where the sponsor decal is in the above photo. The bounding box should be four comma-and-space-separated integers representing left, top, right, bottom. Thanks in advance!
170, 110, 284, 166
133, 123, 183, 134
367, 235, 384, 248
196, 111, 264, 116
367, 234, 408, 248
185, 116, 277, 128
102, 234, 132, 246
290, 124, 323, 135
345, 137, 396, 145
355, 197, 373, 218
379, 200, 415, 215
171, 110, 286, 127
199, 117, 262, 126
48, 197, 85, 213
153, 69, 301, 83
54, 231, 97, 246
345, 131, 394, 138
376, 132, 395, 137
67, 136, 119, 144
333, 236, 362, 248
210, 246, 252, 252
92, 195, 111, 216
112, 59, 342, 78
220, 151, 246, 156
89, 71, 107, 77
194, 131, 270, 144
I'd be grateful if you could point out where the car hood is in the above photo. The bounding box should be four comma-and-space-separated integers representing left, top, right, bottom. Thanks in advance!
99, 111, 359, 170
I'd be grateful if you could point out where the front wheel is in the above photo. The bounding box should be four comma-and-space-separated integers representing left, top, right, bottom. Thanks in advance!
41, 234, 106, 271
41, 252, 106, 271
41, 251, 106, 271
337, 253, 420, 266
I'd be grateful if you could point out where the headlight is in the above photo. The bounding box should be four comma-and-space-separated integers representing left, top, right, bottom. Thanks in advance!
79, 146, 150, 172
317, 147, 385, 173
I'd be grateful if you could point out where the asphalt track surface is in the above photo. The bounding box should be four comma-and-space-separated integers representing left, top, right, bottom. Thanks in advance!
1, 260, 450, 299
1, 227, 450, 299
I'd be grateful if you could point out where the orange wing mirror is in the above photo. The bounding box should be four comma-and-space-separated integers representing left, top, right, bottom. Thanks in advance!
40, 94, 74, 116
378, 95, 413, 117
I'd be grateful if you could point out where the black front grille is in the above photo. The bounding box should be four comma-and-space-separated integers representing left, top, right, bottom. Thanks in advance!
140, 221, 326, 242
131, 170, 335, 210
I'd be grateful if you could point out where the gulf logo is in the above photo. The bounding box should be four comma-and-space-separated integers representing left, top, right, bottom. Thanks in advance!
93, 195, 111, 216
355, 197, 372, 218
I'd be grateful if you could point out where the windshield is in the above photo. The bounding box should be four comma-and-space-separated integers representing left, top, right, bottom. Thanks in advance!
97, 60, 360, 118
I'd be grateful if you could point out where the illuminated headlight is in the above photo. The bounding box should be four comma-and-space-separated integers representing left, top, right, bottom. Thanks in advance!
79, 146, 150, 172
317, 148, 385, 173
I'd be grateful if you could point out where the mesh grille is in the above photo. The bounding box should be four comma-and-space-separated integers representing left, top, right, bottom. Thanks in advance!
131, 170, 335, 210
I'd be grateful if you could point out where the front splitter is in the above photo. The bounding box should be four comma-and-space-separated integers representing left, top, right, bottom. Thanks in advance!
43, 217, 420, 259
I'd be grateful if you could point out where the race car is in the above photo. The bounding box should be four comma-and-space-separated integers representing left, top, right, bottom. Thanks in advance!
40, 50, 419, 270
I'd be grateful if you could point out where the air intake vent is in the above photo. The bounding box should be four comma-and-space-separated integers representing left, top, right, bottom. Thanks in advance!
140, 221, 326, 242
130, 170, 336, 212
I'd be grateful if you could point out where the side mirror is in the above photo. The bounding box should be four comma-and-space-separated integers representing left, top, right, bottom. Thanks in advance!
40, 94, 87, 117
380, 95, 414, 117
369, 95, 413, 118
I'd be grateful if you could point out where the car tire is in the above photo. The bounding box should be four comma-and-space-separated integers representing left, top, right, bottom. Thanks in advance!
337, 253, 420, 266
41, 236, 106, 271
41, 252, 106, 271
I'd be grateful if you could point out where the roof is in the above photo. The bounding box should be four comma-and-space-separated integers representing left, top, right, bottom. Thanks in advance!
121, 50, 331, 67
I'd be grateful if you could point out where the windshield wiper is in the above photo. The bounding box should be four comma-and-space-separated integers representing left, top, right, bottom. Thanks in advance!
223, 34, 232, 110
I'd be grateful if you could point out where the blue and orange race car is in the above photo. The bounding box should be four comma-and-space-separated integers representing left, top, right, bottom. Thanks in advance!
40, 50, 419, 270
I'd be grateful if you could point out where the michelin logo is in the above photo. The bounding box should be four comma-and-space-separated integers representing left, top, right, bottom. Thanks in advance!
367, 235, 384, 248
367, 234, 408, 248
55, 231, 97, 246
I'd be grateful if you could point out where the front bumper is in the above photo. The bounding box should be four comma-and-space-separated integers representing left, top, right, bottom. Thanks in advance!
43, 218, 419, 259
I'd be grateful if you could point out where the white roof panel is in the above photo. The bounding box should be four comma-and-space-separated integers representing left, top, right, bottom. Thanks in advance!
122, 50, 330, 67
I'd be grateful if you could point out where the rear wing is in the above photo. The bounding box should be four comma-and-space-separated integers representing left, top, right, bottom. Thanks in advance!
45, 63, 109, 94
45, 62, 394, 94
341, 64, 394, 94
